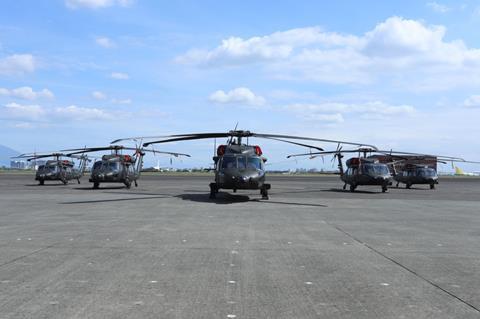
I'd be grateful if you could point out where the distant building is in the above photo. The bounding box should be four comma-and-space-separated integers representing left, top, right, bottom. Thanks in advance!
10, 160, 27, 169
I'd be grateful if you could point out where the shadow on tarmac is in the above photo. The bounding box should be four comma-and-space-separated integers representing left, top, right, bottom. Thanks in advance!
73, 186, 126, 190
176, 192, 250, 205
24, 183, 68, 187
321, 188, 382, 194
176, 192, 327, 208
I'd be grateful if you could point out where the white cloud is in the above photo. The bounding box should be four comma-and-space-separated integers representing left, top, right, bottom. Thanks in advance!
286, 101, 415, 122
176, 27, 360, 66
95, 36, 116, 48
177, 17, 480, 90
0, 87, 54, 100
1, 102, 115, 123
0, 54, 35, 75
54, 105, 113, 120
209, 87, 266, 106
65, 0, 133, 9
4, 102, 46, 120
110, 72, 129, 80
426, 2, 450, 13
111, 98, 132, 104
92, 91, 107, 100
300, 113, 345, 123
464, 95, 480, 107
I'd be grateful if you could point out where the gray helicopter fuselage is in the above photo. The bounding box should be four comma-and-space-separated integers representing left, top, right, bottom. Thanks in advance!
90, 155, 137, 184
341, 163, 392, 186
214, 145, 267, 190
338, 157, 392, 192
35, 160, 81, 183
394, 167, 438, 187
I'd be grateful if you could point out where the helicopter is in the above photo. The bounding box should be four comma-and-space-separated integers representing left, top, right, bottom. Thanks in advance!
62, 145, 190, 189
12, 152, 89, 185
288, 147, 394, 192
112, 130, 377, 199
288, 147, 480, 192
387, 155, 480, 189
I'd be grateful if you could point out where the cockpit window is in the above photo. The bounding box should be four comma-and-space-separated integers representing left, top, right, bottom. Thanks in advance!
93, 161, 102, 170
40, 165, 58, 173
92, 161, 120, 171
237, 156, 247, 169
418, 168, 436, 177
363, 164, 389, 175
221, 156, 236, 169
247, 157, 262, 169
107, 162, 119, 170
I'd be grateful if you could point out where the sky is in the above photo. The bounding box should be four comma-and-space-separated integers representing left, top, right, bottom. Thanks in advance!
1, 0, 480, 170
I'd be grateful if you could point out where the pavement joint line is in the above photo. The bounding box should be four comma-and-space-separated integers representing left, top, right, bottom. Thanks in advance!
0, 243, 59, 269
59, 195, 171, 205
325, 220, 480, 314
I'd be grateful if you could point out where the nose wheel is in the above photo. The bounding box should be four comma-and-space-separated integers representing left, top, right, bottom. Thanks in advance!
209, 183, 218, 199
260, 184, 271, 200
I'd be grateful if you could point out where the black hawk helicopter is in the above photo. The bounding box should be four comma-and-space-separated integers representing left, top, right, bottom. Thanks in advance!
387, 155, 480, 189
288, 147, 393, 192
62, 145, 190, 189
13, 152, 89, 185
112, 130, 376, 199
345, 150, 478, 189
288, 147, 480, 191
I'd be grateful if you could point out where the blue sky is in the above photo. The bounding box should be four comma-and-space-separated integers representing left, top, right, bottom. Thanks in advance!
1, 0, 480, 170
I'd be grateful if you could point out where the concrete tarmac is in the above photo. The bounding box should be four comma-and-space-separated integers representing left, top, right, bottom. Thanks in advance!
0, 173, 480, 318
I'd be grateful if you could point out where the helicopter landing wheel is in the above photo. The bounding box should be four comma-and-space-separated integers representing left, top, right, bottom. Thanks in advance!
77, 179, 81, 184
124, 179, 131, 189
396, 182, 399, 187
382, 185, 388, 193
93, 182, 99, 189
430, 183, 435, 190
61, 178, 68, 185
134, 180, 138, 187
209, 183, 217, 199
233, 189, 237, 193
406, 183, 411, 189
39, 179, 44, 185
260, 186, 269, 200
343, 183, 347, 190
349, 184, 356, 192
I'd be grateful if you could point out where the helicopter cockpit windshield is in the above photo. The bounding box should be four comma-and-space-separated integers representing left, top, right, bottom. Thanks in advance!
221, 156, 263, 170
221, 156, 236, 169
92, 161, 120, 172
363, 163, 390, 176
106, 162, 120, 171
39, 165, 58, 174
417, 167, 437, 177
247, 157, 262, 170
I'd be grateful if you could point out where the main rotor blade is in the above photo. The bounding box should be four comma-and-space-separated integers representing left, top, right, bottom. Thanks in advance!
61, 146, 119, 153
122, 147, 191, 157
261, 137, 324, 151
13, 152, 63, 159
114, 132, 237, 144
142, 131, 377, 150
287, 149, 373, 158
143, 133, 231, 147
15, 153, 66, 160
111, 135, 172, 144
252, 133, 378, 150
